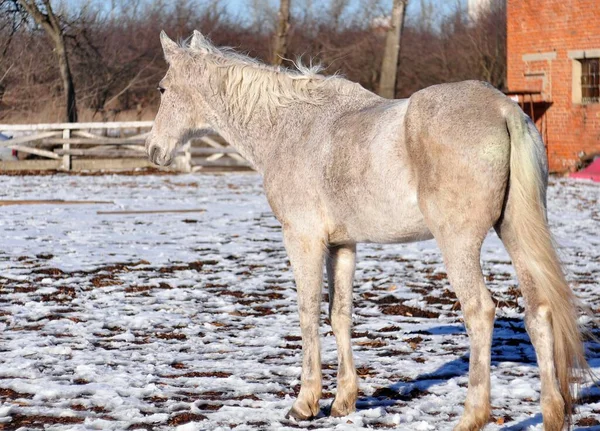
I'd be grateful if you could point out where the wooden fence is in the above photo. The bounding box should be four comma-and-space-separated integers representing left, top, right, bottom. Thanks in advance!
0, 121, 250, 172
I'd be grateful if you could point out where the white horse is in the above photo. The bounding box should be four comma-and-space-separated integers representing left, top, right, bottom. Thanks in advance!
146, 31, 588, 431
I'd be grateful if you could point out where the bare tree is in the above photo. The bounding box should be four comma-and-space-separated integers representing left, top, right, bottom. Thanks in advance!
468, 0, 506, 89
272, 0, 290, 66
329, 0, 350, 31
0, 1, 26, 59
248, 0, 275, 34
17, 0, 78, 122
378, 0, 407, 98
0, 1, 26, 104
0, 0, 506, 123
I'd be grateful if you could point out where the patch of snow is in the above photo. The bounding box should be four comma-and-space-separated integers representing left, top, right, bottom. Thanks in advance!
0, 173, 598, 430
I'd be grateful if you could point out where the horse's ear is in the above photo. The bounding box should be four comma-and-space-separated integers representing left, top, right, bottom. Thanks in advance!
190, 30, 208, 50
160, 30, 179, 63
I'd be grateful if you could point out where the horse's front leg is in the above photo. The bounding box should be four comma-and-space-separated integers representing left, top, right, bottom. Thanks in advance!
326, 243, 358, 417
284, 228, 326, 420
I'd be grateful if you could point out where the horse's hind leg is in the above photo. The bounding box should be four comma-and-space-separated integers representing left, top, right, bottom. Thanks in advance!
326, 243, 358, 417
414, 186, 504, 430
433, 231, 496, 431
415, 174, 501, 428
495, 222, 565, 430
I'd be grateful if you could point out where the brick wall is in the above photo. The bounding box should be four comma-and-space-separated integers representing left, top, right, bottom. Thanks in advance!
507, 0, 600, 172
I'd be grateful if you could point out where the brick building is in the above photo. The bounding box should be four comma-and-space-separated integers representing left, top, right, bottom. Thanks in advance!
507, 0, 600, 172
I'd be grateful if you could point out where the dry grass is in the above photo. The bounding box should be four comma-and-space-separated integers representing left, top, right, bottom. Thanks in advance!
0, 107, 157, 125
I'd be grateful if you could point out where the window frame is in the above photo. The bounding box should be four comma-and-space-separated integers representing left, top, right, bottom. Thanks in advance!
580, 58, 599, 104
569, 49, 600, 105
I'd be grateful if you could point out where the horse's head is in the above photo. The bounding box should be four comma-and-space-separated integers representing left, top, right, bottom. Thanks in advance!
146, 31, 214, 166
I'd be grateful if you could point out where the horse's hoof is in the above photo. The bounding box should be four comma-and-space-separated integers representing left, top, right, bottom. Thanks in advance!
453, 401, 490, 431
452, 415, 488, 431
453, 422, 483, 431
329, 398, 356, 417
285, 404, 315, 421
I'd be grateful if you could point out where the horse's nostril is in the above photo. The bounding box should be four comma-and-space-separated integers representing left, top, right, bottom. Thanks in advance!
150, 146, 160, 164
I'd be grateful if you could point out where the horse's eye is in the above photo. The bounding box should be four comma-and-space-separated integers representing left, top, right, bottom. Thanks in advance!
158, 86, 166, 94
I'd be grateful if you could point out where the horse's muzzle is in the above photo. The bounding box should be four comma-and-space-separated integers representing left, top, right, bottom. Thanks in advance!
149, 146, 160, 164
148, 145, 172, 166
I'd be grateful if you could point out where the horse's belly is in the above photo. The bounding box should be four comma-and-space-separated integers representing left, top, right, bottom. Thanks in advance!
327, 185, 433, 245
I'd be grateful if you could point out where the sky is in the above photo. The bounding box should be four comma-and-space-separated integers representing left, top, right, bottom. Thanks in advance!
63, 0, 466, 27
221, 0, 464, 24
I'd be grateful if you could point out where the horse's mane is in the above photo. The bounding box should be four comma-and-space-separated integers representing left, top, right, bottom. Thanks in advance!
179, 36, 350, 123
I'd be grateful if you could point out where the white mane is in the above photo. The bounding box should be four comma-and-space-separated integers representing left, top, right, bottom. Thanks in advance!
180, 36, 349, 123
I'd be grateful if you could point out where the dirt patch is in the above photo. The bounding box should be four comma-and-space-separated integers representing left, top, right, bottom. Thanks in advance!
381, 303, 440, 319
198, 391, 225, 400
283, 344, 302, 350
0, 388, 33, 400
124, 285, 153, 293
377, 349, 409, 357
155, 332, 187, 340
163, 371, 232, 378
425, 272, 447, 281
356, 339, 387, 348
576, 417, 600, 426
34, 268, 64, 277
91, 275, 121, 288
371, 386, 426, 401
356, 366, 377, 378
168, 413, 208, 426
196, 403, 222, 411
405, 336, 424, 350
422, 294, 457, 306
40, 286, 76, 303
379, 325, 401, 332
36, 253, 54, 260
0, 414, 84, 429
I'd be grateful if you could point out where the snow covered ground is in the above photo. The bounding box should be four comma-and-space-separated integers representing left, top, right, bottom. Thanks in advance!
0, 173, 598, 431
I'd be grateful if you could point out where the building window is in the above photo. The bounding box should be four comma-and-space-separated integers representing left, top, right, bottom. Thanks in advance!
580, 58, 599, 104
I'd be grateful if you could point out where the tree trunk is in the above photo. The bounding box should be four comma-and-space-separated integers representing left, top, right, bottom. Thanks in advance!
379, 0, 408, 99
53, 35, 77, 122
272, 0, 291, 66
17, 0, 77, 122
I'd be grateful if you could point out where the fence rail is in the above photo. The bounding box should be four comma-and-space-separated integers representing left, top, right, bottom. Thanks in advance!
0, 121, 250, 172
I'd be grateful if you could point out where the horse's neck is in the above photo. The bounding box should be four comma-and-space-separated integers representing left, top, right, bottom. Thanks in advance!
210, 100, 316, 173
208, 80, 380, 173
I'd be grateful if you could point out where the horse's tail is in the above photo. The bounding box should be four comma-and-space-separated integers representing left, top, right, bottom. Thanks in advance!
504, 103, 588, 425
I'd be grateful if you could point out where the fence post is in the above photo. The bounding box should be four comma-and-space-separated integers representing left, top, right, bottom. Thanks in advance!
61, 128, 71, 171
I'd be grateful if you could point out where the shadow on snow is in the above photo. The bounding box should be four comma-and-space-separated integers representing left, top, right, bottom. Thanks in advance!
353, 317, 600, 430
